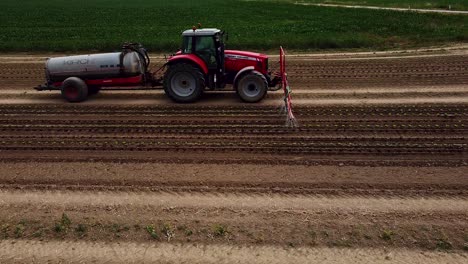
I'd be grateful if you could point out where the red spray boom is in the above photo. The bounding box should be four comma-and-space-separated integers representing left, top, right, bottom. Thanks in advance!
280, 47, 298, 127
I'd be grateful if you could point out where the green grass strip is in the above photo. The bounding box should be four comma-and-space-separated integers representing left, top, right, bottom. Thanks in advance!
0, 0, 466, 52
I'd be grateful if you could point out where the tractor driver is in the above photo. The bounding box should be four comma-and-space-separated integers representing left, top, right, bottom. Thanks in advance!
195, 36, 217, 68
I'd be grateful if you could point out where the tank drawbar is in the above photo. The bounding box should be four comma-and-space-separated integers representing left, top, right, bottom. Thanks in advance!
34, 84, 56, 91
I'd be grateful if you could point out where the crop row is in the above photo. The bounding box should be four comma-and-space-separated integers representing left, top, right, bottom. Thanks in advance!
0, 105, 466, 115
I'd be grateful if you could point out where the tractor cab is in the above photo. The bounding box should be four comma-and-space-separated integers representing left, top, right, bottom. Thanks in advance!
181, 28, 225, 88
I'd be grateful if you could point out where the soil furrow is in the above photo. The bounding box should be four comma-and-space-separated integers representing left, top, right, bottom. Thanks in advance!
0, 51, 466, 258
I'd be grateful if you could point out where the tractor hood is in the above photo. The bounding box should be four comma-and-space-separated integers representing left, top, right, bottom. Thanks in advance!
225, 50, 268, 60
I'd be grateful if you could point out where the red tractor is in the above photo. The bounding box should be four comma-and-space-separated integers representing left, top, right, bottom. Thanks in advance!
164, 28, 280, 103
36, 27, 282, 104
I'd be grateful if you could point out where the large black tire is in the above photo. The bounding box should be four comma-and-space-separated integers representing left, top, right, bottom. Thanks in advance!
61, 77, 88, 103
236, 71, 268, 103
163, 63, 205, 103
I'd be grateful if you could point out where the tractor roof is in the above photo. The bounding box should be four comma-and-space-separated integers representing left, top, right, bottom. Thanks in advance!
182, 28, 221, 37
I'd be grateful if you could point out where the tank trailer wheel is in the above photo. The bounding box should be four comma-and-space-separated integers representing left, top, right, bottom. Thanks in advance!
61, 77, 88, 103
163, 63, 205, 103
236, 71, 268, 103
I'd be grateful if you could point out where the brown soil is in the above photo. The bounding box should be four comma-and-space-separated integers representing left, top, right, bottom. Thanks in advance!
0, 50, 467, 262
1, 240, 467, 264
1, 189, 467, 249
0, 162, 467, 196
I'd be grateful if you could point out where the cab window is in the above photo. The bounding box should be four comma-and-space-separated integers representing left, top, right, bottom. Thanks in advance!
195, 36, 214, 52
195, 36, 216, 67
182, 36, 192, 53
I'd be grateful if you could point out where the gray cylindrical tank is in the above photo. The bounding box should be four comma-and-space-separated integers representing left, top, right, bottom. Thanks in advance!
46, 51, 145, 82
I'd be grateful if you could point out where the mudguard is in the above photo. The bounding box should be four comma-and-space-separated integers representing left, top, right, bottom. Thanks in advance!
233, 66, 255, 87
167, 54, 208, 75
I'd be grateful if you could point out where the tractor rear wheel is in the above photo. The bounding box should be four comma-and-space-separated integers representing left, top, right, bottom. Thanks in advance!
61, 77, 88, 103
236, 71, 268, 103
164, 63, 205, 103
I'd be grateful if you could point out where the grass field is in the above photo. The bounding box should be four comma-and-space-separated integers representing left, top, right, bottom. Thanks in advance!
293, 0, 468, 11
0, 0, 466, 52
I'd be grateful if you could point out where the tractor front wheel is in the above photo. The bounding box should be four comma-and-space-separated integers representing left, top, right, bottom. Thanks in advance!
61, 77, 88, 103
163, 63, 205, 103
236, 71, 268, 103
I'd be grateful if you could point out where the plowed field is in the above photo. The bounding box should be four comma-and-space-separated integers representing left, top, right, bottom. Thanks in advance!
0, 49, 467, 263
